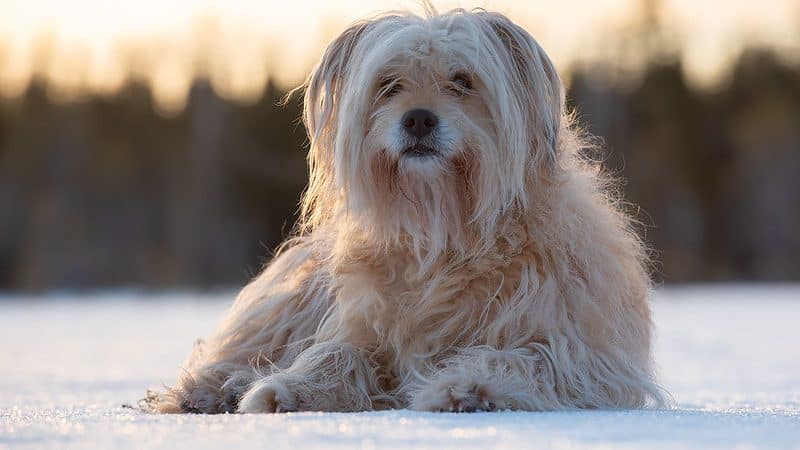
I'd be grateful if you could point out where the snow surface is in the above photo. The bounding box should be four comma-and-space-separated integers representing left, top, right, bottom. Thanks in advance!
1, 285, 799, 449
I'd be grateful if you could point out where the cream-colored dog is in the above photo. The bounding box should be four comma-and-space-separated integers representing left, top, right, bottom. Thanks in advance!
147, 8, 664, 414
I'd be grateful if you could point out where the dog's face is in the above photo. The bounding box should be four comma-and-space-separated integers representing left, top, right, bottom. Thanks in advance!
364, 47, 486, 176
300, 10, 565, 258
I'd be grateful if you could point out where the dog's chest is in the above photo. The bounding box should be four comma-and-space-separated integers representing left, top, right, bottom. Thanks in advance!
333, 242, 530, 358
353, 260, 505, 347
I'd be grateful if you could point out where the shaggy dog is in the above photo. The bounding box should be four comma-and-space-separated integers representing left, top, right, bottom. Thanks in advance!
147, 8, 664, 414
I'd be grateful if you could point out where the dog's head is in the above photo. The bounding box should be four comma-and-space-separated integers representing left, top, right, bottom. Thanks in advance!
299, 9, 566, 260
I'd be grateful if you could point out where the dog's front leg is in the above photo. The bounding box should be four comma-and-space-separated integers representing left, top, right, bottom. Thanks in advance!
237, 342, 381, 413
410, 346, 553, 412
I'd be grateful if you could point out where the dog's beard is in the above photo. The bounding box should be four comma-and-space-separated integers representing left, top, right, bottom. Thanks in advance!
354, 140, 474, 268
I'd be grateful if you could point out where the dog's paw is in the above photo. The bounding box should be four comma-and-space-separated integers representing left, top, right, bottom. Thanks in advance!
176, 384, 224, 414
411, 380, 507, 413
237, 377, 297, 413
218, 371, 257, 413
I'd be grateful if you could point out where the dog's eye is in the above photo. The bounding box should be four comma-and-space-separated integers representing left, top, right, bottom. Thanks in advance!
449, 73, 473, 94
379, 78, 402, 98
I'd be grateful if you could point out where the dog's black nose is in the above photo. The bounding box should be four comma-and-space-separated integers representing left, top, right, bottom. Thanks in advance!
402, 108, 438, 138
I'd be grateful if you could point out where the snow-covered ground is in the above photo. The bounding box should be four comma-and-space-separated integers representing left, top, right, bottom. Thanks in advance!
1, 285, 798, 449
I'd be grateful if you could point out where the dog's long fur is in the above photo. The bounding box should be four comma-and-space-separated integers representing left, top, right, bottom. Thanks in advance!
146, 8, 665, 414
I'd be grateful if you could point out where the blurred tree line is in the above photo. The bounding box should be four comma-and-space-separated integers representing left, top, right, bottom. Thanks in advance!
0, 49, 798, 291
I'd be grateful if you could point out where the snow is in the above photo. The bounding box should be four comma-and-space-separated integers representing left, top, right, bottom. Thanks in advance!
1, 285, 799, 449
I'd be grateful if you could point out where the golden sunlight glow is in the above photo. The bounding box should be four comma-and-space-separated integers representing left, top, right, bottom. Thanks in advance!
1, 0, 798, 114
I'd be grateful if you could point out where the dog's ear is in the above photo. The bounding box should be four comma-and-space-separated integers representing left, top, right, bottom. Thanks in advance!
303, 20, 370, 145
482, 12, 564, 165
297, 20, 370, 231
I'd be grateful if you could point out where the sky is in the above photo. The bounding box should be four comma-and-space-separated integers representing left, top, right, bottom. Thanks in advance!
1, 0, 798, 114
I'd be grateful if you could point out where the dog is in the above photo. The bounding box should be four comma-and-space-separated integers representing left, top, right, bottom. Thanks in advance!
146, 8, 664, 414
